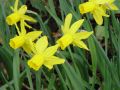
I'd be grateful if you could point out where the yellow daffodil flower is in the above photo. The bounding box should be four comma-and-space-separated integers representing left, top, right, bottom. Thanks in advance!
27, 36, 65, 71
9, 24, 42, 54
79, 0, 118, 25
79, 2, 108, 25
6, 0, 36, 30
98, 0, 118, 10
88, 0, 118, 10
56, 13, 93, 50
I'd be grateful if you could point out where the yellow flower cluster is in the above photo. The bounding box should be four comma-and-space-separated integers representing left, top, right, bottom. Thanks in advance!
7, 0, 65, 71
79, 0, 118, 25
6, 0, 118, 71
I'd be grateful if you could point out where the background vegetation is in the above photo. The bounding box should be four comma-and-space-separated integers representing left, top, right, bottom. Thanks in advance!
0, 0, 120, 90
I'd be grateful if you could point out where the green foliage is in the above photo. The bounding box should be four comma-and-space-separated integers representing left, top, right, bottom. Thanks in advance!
0, 0, 120, 90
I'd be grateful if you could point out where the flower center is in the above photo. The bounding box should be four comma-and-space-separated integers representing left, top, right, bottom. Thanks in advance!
27, 54, 44, 71
9, 35, 25, 49
6, 12, 21, 25
57, 34, 73, 50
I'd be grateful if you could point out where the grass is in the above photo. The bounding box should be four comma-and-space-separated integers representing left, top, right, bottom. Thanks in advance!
0, 0, 120, 90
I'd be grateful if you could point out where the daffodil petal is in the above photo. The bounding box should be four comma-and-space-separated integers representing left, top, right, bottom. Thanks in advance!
22, 39, 35, 54
14, 0, 19, 11
62, 13, 72, 34
18, 5, 27, 15
15, 24, 20, 35
22, 15, 37, 23
69, 19, 84, 34
10, 6, 14, 11
20, 20, 26, 35
96, 0, 108, 4
92, 6, 109, 25
44, 44, 59, 57
79, 2, 96, 14
88, 0, 93, 1
93, 11, 103, 25
44, 56, 65, 69
109, 0, 115, 3
26, 31, 42, 41
24, 22, 32, 28
35, 36, 48, 54
99, 6, 109, 17
109, 4, 119, 10
73, 40, 89, 50
73, 31, 93, 40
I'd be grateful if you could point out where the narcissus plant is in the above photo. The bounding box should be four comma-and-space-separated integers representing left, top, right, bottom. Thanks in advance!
28, 36, 65, 71
57, 13, 93, 50
6, 0, 36, 29
79, 0, 118, 25
9, 24, 42, 54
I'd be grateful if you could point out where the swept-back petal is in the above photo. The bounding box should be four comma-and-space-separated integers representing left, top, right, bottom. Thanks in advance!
96, 0, 114, 4
62, 13, 72, 34
73, 31, 93, 40
14, 0, 19, 11
44, 56, 65, 69
69, 19, 84, 34
107, 0, 114, 3
35, 36, 48, 54
93, 11, 103, 25
96, 0, 108, 4
18, 5, 27, 15
22, 15, 37, 23
26, 31, 42, 41
88, 0, 94, 1
99, 7, 109, 17
15, 24, 20, 35
22, 39, 35, 54
24, 22, 32, 29
92, 6, 109, 25
73, 40, 89, 50
79, 2, 96, 14
44, 44, 59, 57
109, 4, 119, 10
20, 20, 26, 35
